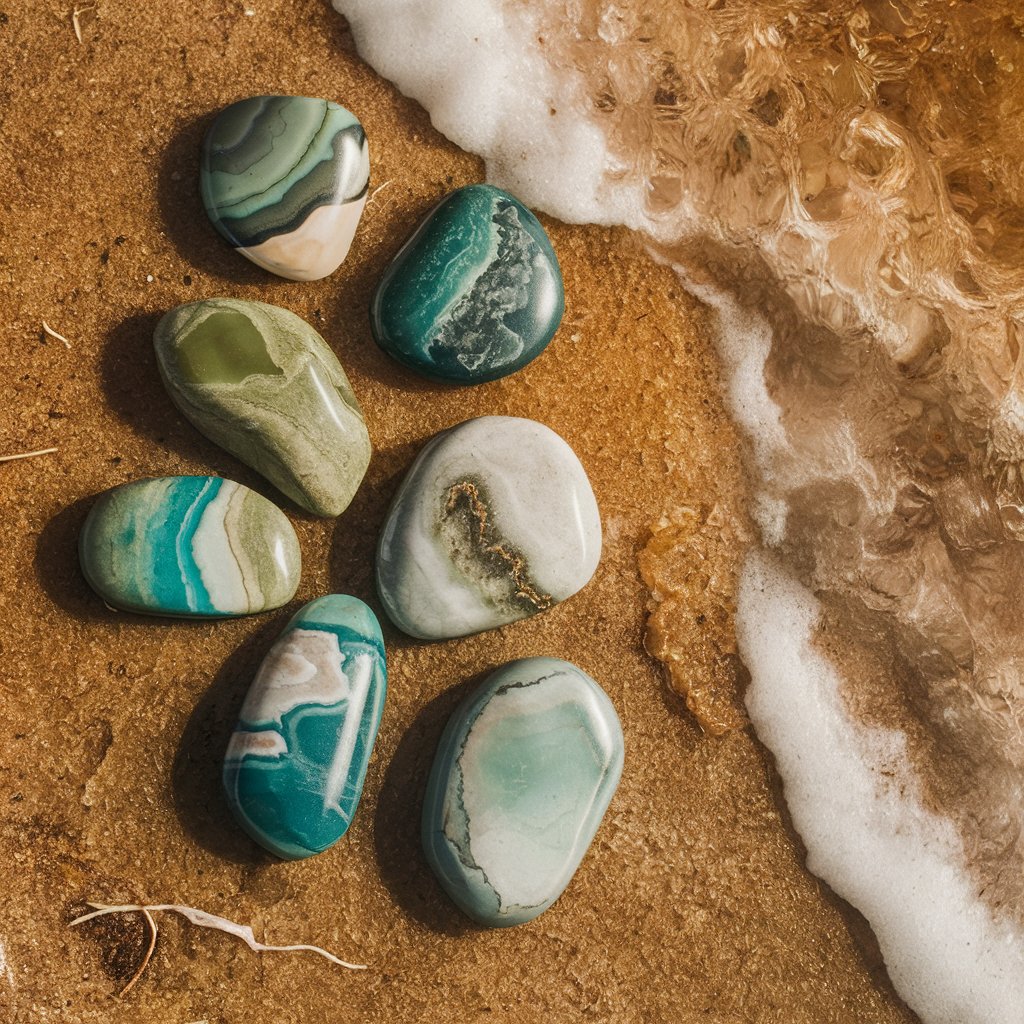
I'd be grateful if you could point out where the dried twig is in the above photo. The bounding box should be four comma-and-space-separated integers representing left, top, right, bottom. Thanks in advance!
366, 180, 392, 209
71, 4, 95, 45
70, 902, 365, 995
116, 907, 157, 998
0, 447, 58, 464
41, 320, 72, 349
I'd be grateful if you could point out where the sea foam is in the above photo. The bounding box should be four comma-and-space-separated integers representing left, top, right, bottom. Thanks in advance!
333, 0, 645, 228
333, 2, 1024, 1020
739, 551, 1024, 1024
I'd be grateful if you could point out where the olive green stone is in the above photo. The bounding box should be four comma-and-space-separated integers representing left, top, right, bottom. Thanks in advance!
155, 299, 372, 517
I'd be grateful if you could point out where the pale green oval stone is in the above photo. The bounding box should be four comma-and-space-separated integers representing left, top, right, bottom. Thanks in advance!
422, 657, 624, 927
155, 298, 372, 517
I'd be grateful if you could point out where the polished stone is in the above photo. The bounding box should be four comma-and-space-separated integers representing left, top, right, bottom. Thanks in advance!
79, 476, 300, 617
201, 95, 370, 281
376, 415, 601, 639
223, 595, 387, 860
154, 298, 372, 518
370, 184, 564, 384
422, 657, 624, 927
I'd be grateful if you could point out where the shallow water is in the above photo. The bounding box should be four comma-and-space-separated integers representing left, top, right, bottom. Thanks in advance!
335, 2, 1024, 1020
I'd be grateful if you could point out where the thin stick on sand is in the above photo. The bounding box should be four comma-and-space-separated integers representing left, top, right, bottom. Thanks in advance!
366, 180, 392, 209
70, 902, 366, 995
41, 320, 72, 349
116, 907, 157, 998
41, 321, 73, 350
71, 4, 95, 45
0, 447, 58, 464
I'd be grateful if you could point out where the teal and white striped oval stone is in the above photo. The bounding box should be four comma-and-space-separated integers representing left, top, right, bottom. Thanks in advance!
422, 657, 624, 927
200, 95, 370, 281
78, 476, 300, 617
223, 595, 387, 860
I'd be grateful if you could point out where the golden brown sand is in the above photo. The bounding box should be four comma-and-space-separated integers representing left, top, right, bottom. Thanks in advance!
0, 2, 915, 1020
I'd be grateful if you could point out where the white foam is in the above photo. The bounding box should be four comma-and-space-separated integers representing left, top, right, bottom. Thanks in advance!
0, 937, 15, 990
330, 2, 1024, 1019
739, 551, 1024, 1024
335, 0, 646, 227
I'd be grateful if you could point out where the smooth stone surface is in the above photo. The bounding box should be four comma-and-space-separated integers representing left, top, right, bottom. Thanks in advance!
376, 415, 601, 639
422, 657, 624, 927
78, 476, 300, 618
370, 183, 564, 384
200, 95, 370, 281
154, 298, 372, 518
223, 595, 387, 860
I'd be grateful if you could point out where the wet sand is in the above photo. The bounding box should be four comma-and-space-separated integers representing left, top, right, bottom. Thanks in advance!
0, 2, 915, 1021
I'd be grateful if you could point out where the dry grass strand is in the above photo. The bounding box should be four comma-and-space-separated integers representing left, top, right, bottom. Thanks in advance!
71, 4, 95, 44
116, 906, 157, 998
41, 320, 72, 348
0, 447, 58, 464
69, 901, 367, 990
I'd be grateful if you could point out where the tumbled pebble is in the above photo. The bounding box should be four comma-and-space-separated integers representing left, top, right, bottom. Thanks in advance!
370, 184, 564, 384
78, 476, 300, 617
200, 95, 370, 281
154, 298, 371, 518
422, 657, 624, 927
223, 595, 387, 860
375, 415, 601, 639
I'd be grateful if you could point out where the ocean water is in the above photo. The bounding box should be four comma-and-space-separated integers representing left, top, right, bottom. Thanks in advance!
332, 2, 1024, 1021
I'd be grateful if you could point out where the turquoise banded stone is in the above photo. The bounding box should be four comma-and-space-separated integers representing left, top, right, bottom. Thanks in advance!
223, 595, 387, 860
370, 184, 564, 384
154, 298, 372, 518
78, 476, 300, 618
201, 96, 370, 281
422, 657, 623, 927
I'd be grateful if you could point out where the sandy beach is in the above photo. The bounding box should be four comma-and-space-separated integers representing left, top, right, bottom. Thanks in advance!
0, 2, 914, 1020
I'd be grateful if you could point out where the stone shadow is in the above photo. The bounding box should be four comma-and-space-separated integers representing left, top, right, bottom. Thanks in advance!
33, 493, 122, 624
372, 671, 490, 936
327, 442, 415, 622
170, 611, 289, 866
157, 110, 269, 286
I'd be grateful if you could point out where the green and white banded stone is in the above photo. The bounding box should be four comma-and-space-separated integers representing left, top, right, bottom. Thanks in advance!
154, 298, 372, 518
78, 476, 301, 618
200, 95, 370, 281
422, 657, 624, 927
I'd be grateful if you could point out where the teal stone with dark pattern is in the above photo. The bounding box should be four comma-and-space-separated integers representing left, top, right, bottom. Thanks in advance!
200, 95, 370, 281
370, 184, 564, 384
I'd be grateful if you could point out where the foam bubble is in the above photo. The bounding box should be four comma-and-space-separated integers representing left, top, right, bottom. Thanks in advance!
336, 0, 647, 227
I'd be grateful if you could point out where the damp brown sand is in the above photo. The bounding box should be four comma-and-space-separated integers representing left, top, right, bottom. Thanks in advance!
0, 2, 913, 1021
